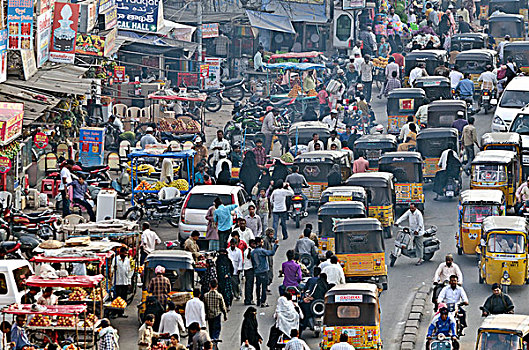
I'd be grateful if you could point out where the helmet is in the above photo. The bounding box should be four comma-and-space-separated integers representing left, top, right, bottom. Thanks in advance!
439, 307, 449, 315
233, 101, 242, 109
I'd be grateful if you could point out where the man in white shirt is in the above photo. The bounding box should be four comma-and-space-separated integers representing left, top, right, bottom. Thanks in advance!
209, 130, 231, 163
140, 222, 161, 264
449, 67, 464, 89
388, 7, 401, 25
327, 130, 342, 150
319, 251, 334, 270
433, 255, 463, 303
322, 256, 346, 286
330, 333, 356, 350
395, 203, 425, 265
59, 159, 74, 217
228, 239, 244, 299
285, 330, 310, 350
270, 181, 294, 240
115, 246, 132, 317
409, 63, 427, 87
497, 36, 510, 61
254, 46, 264, 71
244, 205, 262, 237
159, 301, 185, 339
353, 53, 364, 73
437, 274, 469, 329
185, 289, 206, 328
385, 56, 400, 79
307, 133, 324, 152
233, 218, 255, 245
399, 116, 415, 141
243, 239, 256, 305
215, 151, 232, 178
37, 287, 58, 306
322, 110, 345, 130
478, 65, 498, 92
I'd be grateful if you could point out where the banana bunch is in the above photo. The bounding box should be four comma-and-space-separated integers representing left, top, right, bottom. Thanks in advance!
149, 181, 167, 190
373, 57, 389, 68
169, 179, 189, 191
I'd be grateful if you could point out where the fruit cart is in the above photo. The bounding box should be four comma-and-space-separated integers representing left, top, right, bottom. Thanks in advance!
26, 275, 105, 319
1, 303, 98, 349
128, 149, 196, 205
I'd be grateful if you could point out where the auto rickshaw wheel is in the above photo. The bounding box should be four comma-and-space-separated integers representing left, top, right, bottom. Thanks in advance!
389, 254, 397, 267
383, 226, 392, 239
457, 247, 463, 256
423, 252, 434, 262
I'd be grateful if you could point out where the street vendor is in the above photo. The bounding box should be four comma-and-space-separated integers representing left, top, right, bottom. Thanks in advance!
184, 231, 201, 261
193, 136, 208, 167
11, 315, 31, 350
37, 287, 58, 306
148, 266, 171, 307
140, 127, 158, 149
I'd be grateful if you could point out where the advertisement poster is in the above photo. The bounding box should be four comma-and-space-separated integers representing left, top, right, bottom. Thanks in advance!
116, 0, 162, 32
75, 33, 105, 56
36, 10, 52, 67
0, 103, 23, 145
104, 6, 117, 30
36, 0, 54, 15
34, 132, 48, 149
203, 57, 221, 89
49, 2, 80, 64
7, 0, 34, 50
79, 127, 105, 166
177, 73, 198, 87
0, 157, 11, 173
202, 23, 219, 38
20, 49, 37, 80
99, 0, 115, 14
114, 65, 125, 82
0, 30, 7, 84
343, 0, 365, 9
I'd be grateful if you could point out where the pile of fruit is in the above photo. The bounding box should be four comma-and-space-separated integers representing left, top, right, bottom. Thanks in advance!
288, 84, 302, 98
307, 89, 317, 96
168, 179, 188, 191
89, 288, 107, 301
149, 181, 168, 191
134, 180, 152, 191
69, 288, 87, 301
29, 315, 51, 327
82, 314, 98, 327
172, 118, 200, 133
63, 344, 78, 350
373, 57, 389, 68
56, 316, 76, 327
110, 297, 127, 308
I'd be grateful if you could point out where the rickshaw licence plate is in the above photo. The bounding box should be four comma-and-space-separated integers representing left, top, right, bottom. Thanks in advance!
483, 95, 489, 100
330, 196, 352, 201
342, 329, 357, 337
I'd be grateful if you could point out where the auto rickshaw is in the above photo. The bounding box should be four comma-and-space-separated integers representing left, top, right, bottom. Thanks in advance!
378, 152, 425, 210
404, 50, 449, 86
318, 201, 367, 256
295, 150, 352, 205
455, 49, 498, 93
413, 76, 452, 101
345, 172, 396, 238
503, 41, 529, 73
489, 0, 529, 19
386, 88, 427, 135
478, 216, 529, 293
427, 100, 467, 128
450, 33, 489, 52
489, 14, 526, 44
139, 250, 194, 321
457, 189, 506, 255
288, 121, 331, 147
481, 132, 522, 155
353, 134, 398, 171
416, 127, 459, 181
321, 283, 382, 350
320, 185, 368, 206
476, 314, 529, 350
470, 150, 521, 208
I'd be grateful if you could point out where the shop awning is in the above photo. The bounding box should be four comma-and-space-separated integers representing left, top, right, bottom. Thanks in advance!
0, 84, 60, 126
118, 30, 199, 52
26, 275, 105, 288
246, 10, 295, 34
263, 0, 327, 23
2, 304, 88, 316
31, 251, 115, 265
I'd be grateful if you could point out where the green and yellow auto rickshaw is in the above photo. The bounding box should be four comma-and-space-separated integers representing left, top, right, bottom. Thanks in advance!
404, 50, 449, 86
413, 76, 452, 101
378, 152, 425, 210
416, 127, 459, 181
451, 33, 489, 52
386, 88, 427, 135
470, 150, 522, 208
320, 186, 368, 206
353, 134, 398, 171
457, 189, 505, 256
345, 172, 396, 238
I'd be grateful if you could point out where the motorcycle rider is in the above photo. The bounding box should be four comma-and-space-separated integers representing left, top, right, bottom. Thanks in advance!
515, 177, 529, 215
478, 65, 498, 94
433, 148, 461, 200
285, 166, 309, 213
437, 275, 469, 333
395, 203, 425, 265
427, 307, 459, 350
433, 255, 463, 307
455, 73, 475, 103
481, 283, 514, 316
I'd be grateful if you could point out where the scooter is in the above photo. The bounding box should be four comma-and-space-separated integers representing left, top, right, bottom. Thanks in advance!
480, 88, 495, 114
427, 333, 457, 350
389, 225, 440, 267
290, 194, 308, 229
443, 175, 462, 198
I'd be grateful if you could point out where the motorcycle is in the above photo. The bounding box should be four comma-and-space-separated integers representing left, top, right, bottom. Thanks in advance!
389, 225, 440, 267
71, 163, 111, 182
427, 333, 457, 350
124, 193, 182, 227
0, 199, 60, 241
480, 88, 495, 114
446, 303, 465, 338
290, 194, 308, 229
443, 175, 462, 199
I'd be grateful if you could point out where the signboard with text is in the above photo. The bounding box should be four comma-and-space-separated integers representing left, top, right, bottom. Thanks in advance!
114, 65, 125, 82
7, 0, 34, 50
75, 28, 116, 57
0, 103, 23, 145
49, 2, 80, 64
202, 23, 219, 38
116, 0, 163, 33
0, 30, 7, 84
343, 0, 366, 9
36, 10, 52, 67
79, 127, 105, 166
34, 132, 49, 149
0, 157, 11, 173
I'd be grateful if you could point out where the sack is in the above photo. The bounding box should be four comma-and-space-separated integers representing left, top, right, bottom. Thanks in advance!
251, 183, 260, 197
326, 79, 341, 94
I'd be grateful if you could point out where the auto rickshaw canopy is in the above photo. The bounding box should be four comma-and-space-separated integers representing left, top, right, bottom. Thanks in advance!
478, 314, 529, 336
488, 14, 525, 38
482, 216, 529, 234
144, 250, 195, 292
345, 172, 394, 188
481, 132, 521, 149
334, 217, 383, 233
318, 201, 367, 218
471, 150, 518, 165
460, 189, 505, 205
404, 50, 448, 76
295, 150, 349, 164
416, 127, 459, 157
379, 151, 423, 165
320, 186, 368, 205
325, 282, 379, 301
450, 33, 489, 52
354, 134, 398, 149
455, 49, 498, 73
413, 76, 452, 100
503, 41, 529, 65
427, 100, 467, 127
289, 121, 331, 145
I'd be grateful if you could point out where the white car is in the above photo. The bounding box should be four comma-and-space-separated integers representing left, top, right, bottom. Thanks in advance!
178, 185, 253, 241
491, 76, 529, 132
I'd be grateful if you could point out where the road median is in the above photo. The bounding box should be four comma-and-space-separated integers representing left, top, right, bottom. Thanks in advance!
400, 283, 432, 350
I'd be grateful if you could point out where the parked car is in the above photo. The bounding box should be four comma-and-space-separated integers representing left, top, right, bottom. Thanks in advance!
0, 260, 33, 308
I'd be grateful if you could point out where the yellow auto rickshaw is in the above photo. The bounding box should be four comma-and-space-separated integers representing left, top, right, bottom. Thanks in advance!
503, 41, 529, 73
457, 189, 506, 256
489, 14, 526, 44
294, 150, 352, 206
345, 172, 396, 238
353, 134, 398, 171
322, 283, 382, 350
333, 218, 387, 291
476, 314, 529, 350
320, 186, 368, 207
386, 88, 427, 135
481, 132, 522, 155
318, 201, 367, 256
455, 49, 498, 93
470, 150, 522, 208
416, 127, 459, 181
378, 152, 425, 210
478, 216, 529, 293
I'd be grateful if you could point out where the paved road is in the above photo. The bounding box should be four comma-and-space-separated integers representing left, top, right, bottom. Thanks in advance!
114, 90, 524, 350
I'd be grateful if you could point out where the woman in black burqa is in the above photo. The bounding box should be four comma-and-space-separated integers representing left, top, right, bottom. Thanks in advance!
241, 306, 263, 350
239, 151, 260, 193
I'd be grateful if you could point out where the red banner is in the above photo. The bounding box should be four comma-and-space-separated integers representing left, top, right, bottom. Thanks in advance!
113, 65, 125, 83
0, 156, 12, 173
49, 2, 80, 64
34, 132, 48, 149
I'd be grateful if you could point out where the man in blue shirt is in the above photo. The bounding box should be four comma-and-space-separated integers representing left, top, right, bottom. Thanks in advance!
71, 175, 96, 221
427, 307, 459, 349
456, 73, 475, 99
12, 315, 31, 350
213, 197, 238, 250
251, 236, 278, 307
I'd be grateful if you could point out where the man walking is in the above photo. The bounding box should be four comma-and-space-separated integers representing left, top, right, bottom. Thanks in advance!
462, 117, 478, 174
270, 180, 294, 240
227, 238, 244, 300
395, 203, 425, 265
251, 236, 279, 308
140, 222, 161, 264
204, 279, 228, 340
243, 239, 256, 305
59, 159, 74, 217
261, 108, 280, 154
185, 288, 206, 329
114, 246, 132, 317
245, 204, 262, 238
213, 197, 238, 250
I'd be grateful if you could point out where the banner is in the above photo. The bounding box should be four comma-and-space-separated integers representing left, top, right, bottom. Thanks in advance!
0, 30, 6, 84
116, 0, 162, 33
343, 0, 365, 9
20, 49, 37, 80
36, 10, 52, 67
34, 132, 48, 149
114, 65, 125, 82
0, 103, 23, 145
202, 23, 219, 38
203, 57, 221, 89
7, 0, 34, 50
79, 127, 105, 166
0, 157, 11, 173
99, 0, 115, 14
104, 6, 117, 30
36, 0, 54, 15
49, 2, 80, 64
75, 28, 117, 57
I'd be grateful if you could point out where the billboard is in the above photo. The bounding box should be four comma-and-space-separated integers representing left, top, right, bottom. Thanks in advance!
0, 103, 23, 145
36, 10, 52, 67
49, 2, 80, 64
7, 0, 34, 50
79, 127, 105, 166
116, 0, 163, 33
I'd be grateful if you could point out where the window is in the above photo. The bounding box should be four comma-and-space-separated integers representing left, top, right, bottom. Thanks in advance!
237, 191, 246, 206
185, 194, 232, 210
487, 234, 525, 254
336, 15, 352, 42
0, 274, 7, 295
477, 332, 520, 350
499, 90, 529, 108
337, 305, 360, 318
472, 164, 507, 183
463, 205, 500, 223
510, 114, 529, 134
13, 266, 32, 293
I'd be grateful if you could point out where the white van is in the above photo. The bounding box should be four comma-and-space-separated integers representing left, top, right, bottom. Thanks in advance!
178, 185, 254, 241
0, 260, 33, 307
491, 76, 529, 132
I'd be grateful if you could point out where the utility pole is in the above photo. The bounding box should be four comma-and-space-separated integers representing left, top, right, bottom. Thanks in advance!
197, 0, 203, 62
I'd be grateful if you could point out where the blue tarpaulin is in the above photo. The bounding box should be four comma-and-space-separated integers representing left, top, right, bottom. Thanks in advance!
246, 9, 296, 34
128, 150, 196, 159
